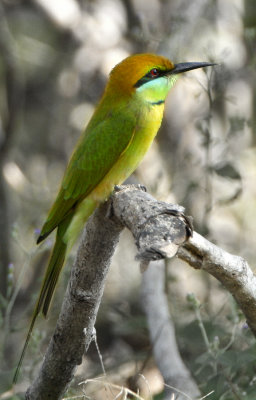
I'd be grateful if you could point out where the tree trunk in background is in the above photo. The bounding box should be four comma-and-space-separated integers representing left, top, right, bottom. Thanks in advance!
0, 167, 9, 299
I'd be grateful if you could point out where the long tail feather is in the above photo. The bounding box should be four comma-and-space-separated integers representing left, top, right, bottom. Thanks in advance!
13, 217, 70, 383
13, 196, 98, 383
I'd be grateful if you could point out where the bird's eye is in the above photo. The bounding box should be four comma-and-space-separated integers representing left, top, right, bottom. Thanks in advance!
135, 68, 161, 88
150, 68, 159, 77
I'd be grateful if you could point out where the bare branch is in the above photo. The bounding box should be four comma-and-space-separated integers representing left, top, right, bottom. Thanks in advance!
25, 185, 191, 399
24, 185, 256, 399
26, 201, 123, 400
112, 184, 192, 260
178, 233, 256, 335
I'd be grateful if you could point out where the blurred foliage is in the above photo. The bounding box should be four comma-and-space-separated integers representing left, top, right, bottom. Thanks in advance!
0, 0, 256, 398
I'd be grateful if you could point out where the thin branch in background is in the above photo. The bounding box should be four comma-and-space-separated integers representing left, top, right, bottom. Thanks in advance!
90, 328, 106, 376
141, 261, 201, 400
196, 68, 215, 232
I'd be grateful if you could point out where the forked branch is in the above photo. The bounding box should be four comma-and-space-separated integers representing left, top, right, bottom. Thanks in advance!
24, 185, 256, 399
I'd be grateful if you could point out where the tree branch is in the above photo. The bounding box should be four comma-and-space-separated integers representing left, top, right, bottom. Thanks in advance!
24, 185, 256, 399
26, 201, 123, 399
178, 233, 256, 335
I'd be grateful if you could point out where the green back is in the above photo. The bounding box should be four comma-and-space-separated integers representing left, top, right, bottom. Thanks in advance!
39, 101, 137, 240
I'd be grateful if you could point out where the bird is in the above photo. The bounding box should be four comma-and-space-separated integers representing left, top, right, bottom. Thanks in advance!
14, 53, 215, 382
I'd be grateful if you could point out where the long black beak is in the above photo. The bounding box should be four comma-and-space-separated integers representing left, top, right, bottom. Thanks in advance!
170, 62, 216, 75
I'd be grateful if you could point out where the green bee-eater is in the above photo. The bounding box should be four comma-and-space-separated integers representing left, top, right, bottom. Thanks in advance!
14, 53, 215, 381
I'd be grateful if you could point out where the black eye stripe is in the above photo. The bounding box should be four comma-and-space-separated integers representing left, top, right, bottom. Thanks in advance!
134, 68, 170, 88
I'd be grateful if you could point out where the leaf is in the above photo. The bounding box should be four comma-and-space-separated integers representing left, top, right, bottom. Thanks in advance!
219, 347, 256, 369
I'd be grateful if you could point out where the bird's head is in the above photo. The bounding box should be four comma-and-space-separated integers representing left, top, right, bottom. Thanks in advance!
106, 53, 215, 105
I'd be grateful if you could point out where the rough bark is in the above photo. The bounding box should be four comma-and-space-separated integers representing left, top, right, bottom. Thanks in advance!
179, 232, 256, 336
26, 201, 123, 400
25, 185, 192, 399
24, 185, 256, 399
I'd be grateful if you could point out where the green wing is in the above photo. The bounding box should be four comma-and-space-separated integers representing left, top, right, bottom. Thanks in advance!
38, 106, 136, 242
